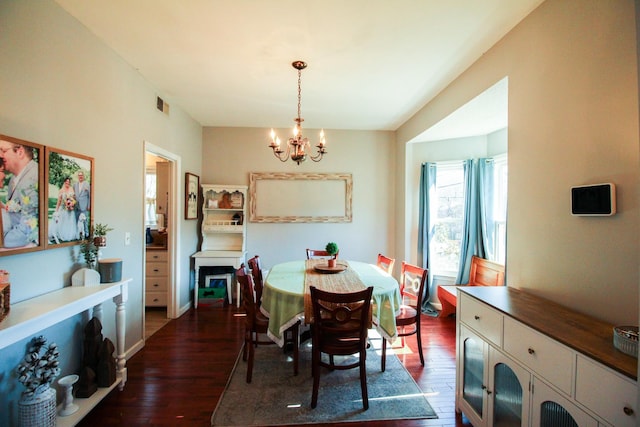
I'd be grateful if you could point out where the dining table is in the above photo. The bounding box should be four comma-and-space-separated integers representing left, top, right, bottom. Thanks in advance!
260, 259, 402, 347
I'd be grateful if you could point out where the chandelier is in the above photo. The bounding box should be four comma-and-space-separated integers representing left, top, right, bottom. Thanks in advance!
268, 60, 327, 164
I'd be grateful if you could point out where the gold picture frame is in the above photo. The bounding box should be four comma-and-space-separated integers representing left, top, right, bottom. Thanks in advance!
44, 147, 94, 248
0, 134, 45, 255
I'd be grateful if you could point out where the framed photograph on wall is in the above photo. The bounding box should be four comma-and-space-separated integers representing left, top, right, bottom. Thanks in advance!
44, 147, 94, 248
0, 134, 45, 256
185, 172, 199, 220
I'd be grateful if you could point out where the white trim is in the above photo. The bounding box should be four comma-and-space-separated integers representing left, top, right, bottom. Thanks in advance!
143, 141, 182, 320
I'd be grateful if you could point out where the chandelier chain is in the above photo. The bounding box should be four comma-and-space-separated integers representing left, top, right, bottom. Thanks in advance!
297, 68, 302, 121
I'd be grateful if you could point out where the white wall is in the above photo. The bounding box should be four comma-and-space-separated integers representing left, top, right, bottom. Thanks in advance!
0, 1, 202, 422
202, 127, 396, 272
398, 0, 639, 326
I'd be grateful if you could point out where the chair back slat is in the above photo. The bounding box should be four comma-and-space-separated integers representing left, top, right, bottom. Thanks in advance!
400, 262, 428, 310
310, 286, 373, 351
247, 255, 264, 307
376, 253, 395, 275
306, 249, 339, 260
236, 266, 257, 328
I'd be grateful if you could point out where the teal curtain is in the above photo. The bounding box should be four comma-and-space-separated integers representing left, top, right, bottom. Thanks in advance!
418, 162, 436, 310
455, 158, 495, 284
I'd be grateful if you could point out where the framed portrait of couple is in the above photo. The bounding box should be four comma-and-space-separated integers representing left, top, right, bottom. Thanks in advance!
0, 135, 45, 255
0, 136, 94, 256
44, 148, 94, 248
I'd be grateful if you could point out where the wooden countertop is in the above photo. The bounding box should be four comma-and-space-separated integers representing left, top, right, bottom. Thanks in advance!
459, 286, 637, 381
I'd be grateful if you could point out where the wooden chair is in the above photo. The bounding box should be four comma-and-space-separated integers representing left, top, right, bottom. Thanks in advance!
306, 249, 339, 260
381, 261, 427, 372
376, 253, 395, 275
310, 285, 374, 410
438, 255, 505, 317
237, 265, 300, 383
246, 255, 264, 308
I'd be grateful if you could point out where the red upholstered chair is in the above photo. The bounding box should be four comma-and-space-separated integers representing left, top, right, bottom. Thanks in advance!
376, 253, 395, 275
310, 285, 374, 410
237, 265, 299, 383
381, 261, 427, 372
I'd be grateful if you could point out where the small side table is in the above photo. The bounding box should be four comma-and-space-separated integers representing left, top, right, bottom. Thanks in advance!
192, 250, 245, 308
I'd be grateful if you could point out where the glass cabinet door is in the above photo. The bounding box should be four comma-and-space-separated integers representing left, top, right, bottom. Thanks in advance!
493, 362, 523, 426
462, 334, 485, 417
531, 378, 597, 427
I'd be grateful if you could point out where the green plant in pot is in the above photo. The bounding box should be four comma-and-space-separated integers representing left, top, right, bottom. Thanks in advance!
80, 223, 113, 269
93, 223, 113, 247
325, 242, 339, 267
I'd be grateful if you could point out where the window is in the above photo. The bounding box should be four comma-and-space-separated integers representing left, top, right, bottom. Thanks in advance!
145, 172, 157, 227
429, 157, 508, 276
493, 154, 508, 265
431, 163, 465, 276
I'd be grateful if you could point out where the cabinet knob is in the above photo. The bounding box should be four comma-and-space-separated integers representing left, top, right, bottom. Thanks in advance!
527, 347, 535, 355
474, 315, 480, 320
154, 269, 160, 272
623, 406, 634, 416
153, 284, 159, 288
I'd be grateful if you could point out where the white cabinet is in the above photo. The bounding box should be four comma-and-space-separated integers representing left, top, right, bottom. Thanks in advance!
145, 249, 168, 307
457, 304, 531, 427
200, 185, 247, 252
575, 355, 637, 427
457, 287, 638, 427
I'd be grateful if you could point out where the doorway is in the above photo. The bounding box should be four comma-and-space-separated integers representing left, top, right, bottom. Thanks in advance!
144, 143, 180, 339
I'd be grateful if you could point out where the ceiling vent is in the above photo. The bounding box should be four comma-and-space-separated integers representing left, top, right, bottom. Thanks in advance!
156, 96, 169, 115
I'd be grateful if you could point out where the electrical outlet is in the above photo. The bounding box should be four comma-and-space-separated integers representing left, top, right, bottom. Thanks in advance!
125, 232, 131, 246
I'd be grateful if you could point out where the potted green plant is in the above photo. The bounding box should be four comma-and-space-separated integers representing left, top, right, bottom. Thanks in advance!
325, 242, 339, 267
93, 223, 113, 248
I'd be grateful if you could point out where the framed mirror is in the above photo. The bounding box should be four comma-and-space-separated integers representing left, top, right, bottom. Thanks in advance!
249, 172, 352, 223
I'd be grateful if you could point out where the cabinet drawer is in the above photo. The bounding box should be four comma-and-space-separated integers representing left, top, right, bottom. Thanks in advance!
146, 262, 168, 276
575, 355, 637, 427
504, 317, 574, 395
146, 276, 168, 292
146, 251, 168, 262
146, 291, 167, 307
459, 292, 503, 346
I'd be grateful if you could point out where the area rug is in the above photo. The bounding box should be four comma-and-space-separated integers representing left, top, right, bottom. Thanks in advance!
211, 334, 437, 426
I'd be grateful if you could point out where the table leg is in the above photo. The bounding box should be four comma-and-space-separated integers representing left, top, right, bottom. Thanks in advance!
194, 264, 200, 309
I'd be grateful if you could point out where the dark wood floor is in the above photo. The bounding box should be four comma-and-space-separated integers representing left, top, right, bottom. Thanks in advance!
78, 302, 472, 426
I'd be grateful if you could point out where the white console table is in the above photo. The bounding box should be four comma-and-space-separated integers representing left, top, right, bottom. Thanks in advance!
0, 279, 131, 427
192, 250, 245, 307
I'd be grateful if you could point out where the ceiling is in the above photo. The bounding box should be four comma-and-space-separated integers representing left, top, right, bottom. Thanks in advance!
54, 0, 542, 138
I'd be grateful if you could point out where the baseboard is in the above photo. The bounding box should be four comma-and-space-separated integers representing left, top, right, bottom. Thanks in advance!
177, 301, 191, 317
125, 338, 145, 360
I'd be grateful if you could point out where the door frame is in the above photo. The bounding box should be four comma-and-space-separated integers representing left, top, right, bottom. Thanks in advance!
144, 141, 182, 319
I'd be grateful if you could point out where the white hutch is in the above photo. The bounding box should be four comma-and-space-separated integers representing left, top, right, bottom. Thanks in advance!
191, 185, 247, 307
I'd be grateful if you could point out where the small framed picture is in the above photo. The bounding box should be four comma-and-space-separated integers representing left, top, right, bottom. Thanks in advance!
0, 134, 45, 255
185, 172, 199, 220
44, 148, 94, 248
